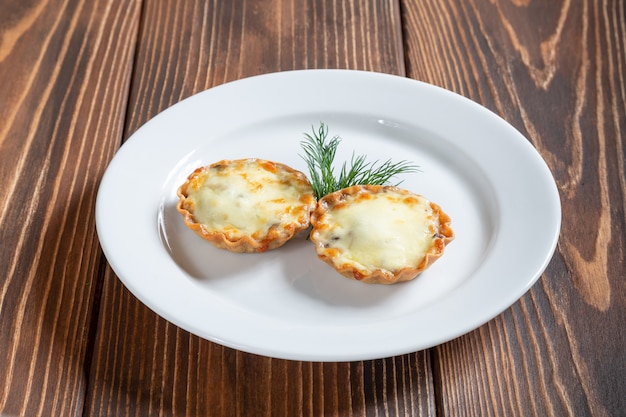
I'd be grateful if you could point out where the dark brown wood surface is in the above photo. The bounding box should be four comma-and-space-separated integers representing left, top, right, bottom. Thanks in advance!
0, 0, 623, 416
403, 2, 626, 416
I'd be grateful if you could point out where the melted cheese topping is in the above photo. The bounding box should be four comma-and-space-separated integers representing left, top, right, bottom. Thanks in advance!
183, 160, 313, 239
315, 191, 438, 273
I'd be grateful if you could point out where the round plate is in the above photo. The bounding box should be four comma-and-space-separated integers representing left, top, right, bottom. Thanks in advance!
96, 70, 561, 361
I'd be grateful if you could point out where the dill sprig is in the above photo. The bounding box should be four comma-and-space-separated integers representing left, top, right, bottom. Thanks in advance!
300, 123, 420, 199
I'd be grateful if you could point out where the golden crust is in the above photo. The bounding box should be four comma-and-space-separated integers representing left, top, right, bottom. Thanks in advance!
309, 185, 454, 284
176, 158, 316, 253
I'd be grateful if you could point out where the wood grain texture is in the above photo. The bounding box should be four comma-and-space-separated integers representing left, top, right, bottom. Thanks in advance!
84, 0, 436, 416
0, 0, 141, 415
402, 0, 626, 415
3, 0, 624, 415
123, 0, 406, 137
86, 275, 436, 416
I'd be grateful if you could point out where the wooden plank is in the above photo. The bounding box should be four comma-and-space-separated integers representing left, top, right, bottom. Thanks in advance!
123, 0, 406, 136
401, 0, 626, 415
88, 276, 436, 416
0, 0, 142, 416
85, 0, 436, 416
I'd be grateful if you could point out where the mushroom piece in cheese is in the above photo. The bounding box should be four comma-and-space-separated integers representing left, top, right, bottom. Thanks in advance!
309, 185, 454, 284
176, 158, 317, 253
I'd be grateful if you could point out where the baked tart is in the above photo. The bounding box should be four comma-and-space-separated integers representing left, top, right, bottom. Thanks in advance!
309, 185, 454, 284
176, 158, 317, 253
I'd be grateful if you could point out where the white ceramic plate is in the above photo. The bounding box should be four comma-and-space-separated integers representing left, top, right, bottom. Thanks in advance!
96, 70, 561, 361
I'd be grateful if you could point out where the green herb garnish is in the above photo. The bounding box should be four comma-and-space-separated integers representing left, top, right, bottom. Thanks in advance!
300, 123, 420, 199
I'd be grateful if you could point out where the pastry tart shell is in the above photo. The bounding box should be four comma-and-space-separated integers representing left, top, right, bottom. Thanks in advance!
309, 185, 454, 284
176, 158, 316, 253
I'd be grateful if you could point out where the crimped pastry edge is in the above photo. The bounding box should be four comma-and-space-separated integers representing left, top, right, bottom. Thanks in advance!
309, 185, 454, 284
176, 158, 316, 253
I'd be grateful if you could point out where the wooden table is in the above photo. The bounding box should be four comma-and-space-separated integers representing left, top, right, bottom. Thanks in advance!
1, 0, 624, 415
